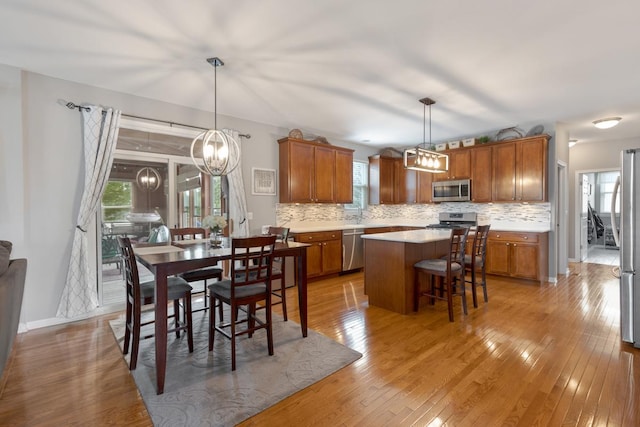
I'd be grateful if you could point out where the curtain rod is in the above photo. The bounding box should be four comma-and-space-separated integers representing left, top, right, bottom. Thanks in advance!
62, 101, 251, 138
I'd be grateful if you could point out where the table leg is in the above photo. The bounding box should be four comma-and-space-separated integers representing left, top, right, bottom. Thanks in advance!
154, 266, 168, 394
297, 248, 308, 337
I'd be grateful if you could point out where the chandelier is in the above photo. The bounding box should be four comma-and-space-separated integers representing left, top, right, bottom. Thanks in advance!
403, 97, 448, 173
190, 57, 240, 176
135, 167, 161, 191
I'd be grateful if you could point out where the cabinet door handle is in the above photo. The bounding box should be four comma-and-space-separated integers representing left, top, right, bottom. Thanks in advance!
523, 236, 528, 240
506, 243, 510, 246
513, 243, 517, 247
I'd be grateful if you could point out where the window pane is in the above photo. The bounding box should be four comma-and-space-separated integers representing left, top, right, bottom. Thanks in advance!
102, 181, 132, 221
345, 160, 368, 209
598, 171, 620, 213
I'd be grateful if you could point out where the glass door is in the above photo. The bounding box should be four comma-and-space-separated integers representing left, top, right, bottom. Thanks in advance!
176, 162, 227, 230
99, 158, 169, 306
95, 124, 231, 308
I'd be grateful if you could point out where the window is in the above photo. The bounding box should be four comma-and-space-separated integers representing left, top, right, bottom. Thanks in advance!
101, 181, 133, 221
598, 171, 620, 213
345, 160, 368, 210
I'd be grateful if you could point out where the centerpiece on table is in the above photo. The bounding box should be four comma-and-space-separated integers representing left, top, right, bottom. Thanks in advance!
202, 215, 227, 248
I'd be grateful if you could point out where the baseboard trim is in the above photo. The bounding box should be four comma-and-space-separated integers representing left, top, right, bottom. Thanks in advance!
19, 303, 125, 333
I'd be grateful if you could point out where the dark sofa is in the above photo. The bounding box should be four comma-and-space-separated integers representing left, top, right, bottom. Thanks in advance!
0, 240, 27, 383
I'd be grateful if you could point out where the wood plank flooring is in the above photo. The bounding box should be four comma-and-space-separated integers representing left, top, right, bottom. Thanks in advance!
1, 262, 639, 426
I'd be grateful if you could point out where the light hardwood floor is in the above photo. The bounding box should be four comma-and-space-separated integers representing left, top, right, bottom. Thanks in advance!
1, 262, 639, 426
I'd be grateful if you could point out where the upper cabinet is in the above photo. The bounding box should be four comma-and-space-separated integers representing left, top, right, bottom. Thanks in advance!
470, 145, 493, 203
492, 135, 548, 202
434, 149, 471, 181
367, 135, 548, 205
368, 156, 433, 205
368, 155, 396, 205
278, 137, 354, 203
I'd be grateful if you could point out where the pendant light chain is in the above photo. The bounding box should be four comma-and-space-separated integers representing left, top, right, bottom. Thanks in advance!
428, 101, 432, 148
423, 102, 426, 149
214, 61, 217, 130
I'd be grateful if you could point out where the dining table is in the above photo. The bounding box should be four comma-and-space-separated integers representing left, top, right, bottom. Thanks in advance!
134, 238, 310, 395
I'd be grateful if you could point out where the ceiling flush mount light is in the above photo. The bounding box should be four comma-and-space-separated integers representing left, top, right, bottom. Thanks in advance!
403, 97, 448, 173
136, 167, 161, 191
592, 117, 622, 129
190, 57, 240, 176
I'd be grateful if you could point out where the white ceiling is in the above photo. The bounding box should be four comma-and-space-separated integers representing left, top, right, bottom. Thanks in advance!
2, 0, 640, 149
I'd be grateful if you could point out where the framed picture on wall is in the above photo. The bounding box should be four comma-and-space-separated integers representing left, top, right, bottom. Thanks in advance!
251, 168, 277, 196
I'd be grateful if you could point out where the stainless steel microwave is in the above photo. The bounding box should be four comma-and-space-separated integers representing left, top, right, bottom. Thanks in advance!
432, 179, 471, 202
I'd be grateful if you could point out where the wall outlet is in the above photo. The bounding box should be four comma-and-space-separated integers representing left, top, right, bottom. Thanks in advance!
247, 212, 253, 220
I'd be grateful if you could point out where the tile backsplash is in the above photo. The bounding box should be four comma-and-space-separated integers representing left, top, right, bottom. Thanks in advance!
276, 202, 551, 228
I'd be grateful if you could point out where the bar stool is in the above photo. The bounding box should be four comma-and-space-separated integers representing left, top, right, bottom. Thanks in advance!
267, 226, 290, 320
465, 225, 491, 308
413, 227, 469, 322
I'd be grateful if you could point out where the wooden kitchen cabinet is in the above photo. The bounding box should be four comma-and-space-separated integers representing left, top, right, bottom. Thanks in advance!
416, 169, 433, 203
293, 230, 342, 279
368, 155, 395, 205
368, 155, 417, 204
434, 148, 471, 181
470, 145, 493, 203
394, 160, 417, 203
485, 231, 548, 283
278, 137, 354, 203
369, 155, 421, 204
492, 135, 548, 202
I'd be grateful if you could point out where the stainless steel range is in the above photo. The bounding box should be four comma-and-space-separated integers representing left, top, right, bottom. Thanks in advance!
426, 212, 478, 229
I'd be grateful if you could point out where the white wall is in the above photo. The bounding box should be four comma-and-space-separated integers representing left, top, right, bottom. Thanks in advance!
0, 66, 28, 329
0, 65, 25, 254
2, 68, 376, 328
568, 137, 640, 259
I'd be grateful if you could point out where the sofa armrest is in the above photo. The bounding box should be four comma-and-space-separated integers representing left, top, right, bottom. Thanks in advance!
0, 258, 27, 380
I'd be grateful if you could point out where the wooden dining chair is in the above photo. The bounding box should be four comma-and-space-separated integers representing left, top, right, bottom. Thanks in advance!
117, 236, 194, 370
170, 227, 223, 314
208, 235, 277, 371
413, 227, 470, 322
465, 225, 491, 308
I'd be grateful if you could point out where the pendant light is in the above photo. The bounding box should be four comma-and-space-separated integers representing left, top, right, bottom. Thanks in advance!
135, 166, 161, 191
403, 97, 448, 173
190, 57, 240, 176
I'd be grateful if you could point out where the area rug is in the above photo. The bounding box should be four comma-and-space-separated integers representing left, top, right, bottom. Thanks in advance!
109, 310, 361, 426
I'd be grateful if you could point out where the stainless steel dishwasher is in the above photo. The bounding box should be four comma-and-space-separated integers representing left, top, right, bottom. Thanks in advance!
342, 228, 364, 272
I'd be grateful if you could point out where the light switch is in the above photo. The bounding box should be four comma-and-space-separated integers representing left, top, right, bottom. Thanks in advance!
247, 212, 253, 220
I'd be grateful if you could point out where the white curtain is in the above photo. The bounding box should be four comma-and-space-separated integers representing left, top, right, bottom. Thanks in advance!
57, 106, 121, 318
225, 129, 250, 237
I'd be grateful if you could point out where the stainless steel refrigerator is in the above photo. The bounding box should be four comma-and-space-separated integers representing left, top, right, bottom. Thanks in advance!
612, 148, 640, 347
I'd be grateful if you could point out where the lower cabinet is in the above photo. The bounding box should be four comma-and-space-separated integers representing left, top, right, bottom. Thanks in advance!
293, 230, 342, 279
485, 231, 548, 283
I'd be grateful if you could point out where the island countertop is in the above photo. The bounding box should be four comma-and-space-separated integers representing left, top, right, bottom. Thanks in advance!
361, 228, 452, 244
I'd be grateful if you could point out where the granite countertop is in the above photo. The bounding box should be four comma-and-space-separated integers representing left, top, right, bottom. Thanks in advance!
360, 229, 452, 244
288, 221, 551, 234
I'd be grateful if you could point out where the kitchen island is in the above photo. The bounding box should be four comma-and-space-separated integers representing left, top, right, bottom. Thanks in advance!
361, 229, 452, 314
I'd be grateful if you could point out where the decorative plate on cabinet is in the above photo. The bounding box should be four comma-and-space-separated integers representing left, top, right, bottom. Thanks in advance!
526, 124, 544, 136
288, 128, 303, 139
